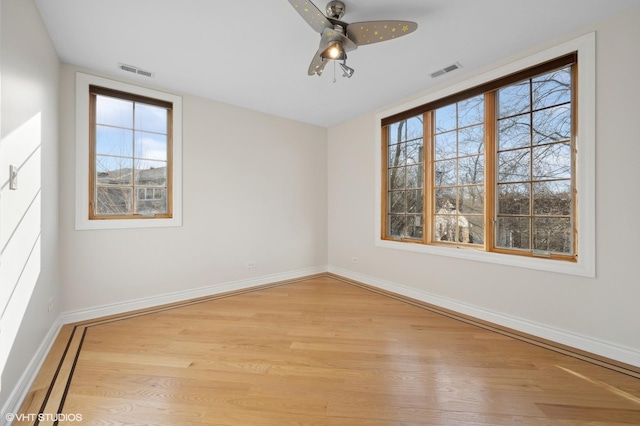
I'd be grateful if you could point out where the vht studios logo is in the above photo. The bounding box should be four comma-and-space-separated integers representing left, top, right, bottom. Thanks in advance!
5, 412, 83, 422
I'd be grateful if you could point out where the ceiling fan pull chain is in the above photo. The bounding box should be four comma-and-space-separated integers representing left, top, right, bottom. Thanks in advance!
333, 61, 337, 83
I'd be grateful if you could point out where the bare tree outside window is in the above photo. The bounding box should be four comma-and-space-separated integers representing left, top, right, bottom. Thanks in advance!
387, 116, 424, 240
496, 67, 573, 255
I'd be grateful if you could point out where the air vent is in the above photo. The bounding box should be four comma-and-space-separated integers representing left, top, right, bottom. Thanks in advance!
118, 63, 155, 78
430, 62, 462, 78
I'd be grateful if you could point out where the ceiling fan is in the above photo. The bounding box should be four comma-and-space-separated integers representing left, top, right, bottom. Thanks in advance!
287, 0, 418, 78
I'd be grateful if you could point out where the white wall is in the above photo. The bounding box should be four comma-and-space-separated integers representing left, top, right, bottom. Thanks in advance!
0, 0, 60, 407
58, 65, 328, 313
328, 5, 640, 365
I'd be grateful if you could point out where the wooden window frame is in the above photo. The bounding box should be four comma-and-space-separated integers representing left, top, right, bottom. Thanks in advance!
75, 72, 183, 230
89, 85, 174, 220
376, 33, 596, 277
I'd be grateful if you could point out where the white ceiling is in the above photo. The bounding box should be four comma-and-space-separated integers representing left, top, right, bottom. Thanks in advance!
35, 0, 640, 128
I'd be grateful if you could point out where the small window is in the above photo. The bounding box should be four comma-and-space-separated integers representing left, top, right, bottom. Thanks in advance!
75, 73, 182, 230
90, 86, 173, 219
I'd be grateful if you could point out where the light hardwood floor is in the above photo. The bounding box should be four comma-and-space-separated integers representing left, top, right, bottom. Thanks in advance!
16, 275, 640, 425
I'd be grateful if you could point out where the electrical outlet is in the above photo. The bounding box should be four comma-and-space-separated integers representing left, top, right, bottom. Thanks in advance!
245, 261, 257, 269
351, 257, 359, 263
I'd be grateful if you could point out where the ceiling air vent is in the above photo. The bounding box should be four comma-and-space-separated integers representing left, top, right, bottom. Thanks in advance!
430, 62, 462, 78
118, 63, 155, 78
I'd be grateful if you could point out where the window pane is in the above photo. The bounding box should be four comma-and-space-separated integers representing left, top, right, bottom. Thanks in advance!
532, 142, 571, 180
533, 105, 571, 144
135, 160, 167, 186
435, 188, 456, 212
96, 96, 133, 128
95, 187, 133, 215
498, 183, 530, 215
496, 217, 530, 250
388, 167, 405, 190
533, 180, 572, 215
406, 164, 423, 188
498, 114, 530, 150
388, 143, 406, 167
407, 189, 423, 213
498, 81, 530, 118
96, 125, 133, 157
532, 68, 571, 110
388, 122, 405, 144
134, 103, 168, 134
458, 95, 484, 127
434, 215, 456, 242
467, 215, 485, 245
533, 217, 572, 254
498, 148, 530, 183
406, 215, 423, 239
459, 155, 484, 185
435, 104, 456, 133
136, 188, 167, 215
406, 139, 423, 165
390, 191, 405, 213
459, 125, 484, 157
96, 156, 133, 185
459, 185, 484, 215
135, 132, 168, 161
405, 116, 424, 140
388, 215, 404, 237
434, 131, 456, 160
435, 160, 456, 187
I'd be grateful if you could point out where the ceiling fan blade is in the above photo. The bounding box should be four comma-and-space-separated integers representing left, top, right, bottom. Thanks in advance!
347, 20, 418, 46
287, 0, 332, 34
308, 48, 328, 76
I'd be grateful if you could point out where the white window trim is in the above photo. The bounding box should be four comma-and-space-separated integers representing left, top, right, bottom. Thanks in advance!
375, 33, 596, 277
75, 72, 183, 230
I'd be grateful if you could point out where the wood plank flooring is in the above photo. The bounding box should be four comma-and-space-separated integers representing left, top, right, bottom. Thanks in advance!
16, 275, 640, 425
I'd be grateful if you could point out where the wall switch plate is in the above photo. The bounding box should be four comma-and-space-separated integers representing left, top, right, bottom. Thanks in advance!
9, 165, 18, 190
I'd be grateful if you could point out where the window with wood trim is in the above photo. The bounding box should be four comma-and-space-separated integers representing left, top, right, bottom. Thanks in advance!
89, 85, 173, 220
382, 54, 577, 261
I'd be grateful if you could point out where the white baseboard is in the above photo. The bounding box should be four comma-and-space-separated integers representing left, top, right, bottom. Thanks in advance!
329, 266, 640, 368
5, 263, 636, 425
61, 265, 328, 324
1, 319, 62, 426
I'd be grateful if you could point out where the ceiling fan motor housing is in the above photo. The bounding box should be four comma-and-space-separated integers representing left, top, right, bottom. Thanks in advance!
326, 1, 346, 19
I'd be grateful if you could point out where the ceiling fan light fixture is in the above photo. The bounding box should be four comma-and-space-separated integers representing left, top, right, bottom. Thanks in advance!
340, 62, 354, 78
321, 41, 345, 60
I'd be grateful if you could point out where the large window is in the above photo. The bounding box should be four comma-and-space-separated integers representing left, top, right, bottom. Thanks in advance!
75, 73, 182, 230
382, 54, 577, 262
